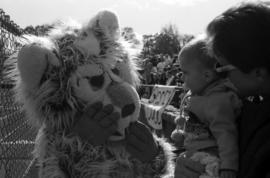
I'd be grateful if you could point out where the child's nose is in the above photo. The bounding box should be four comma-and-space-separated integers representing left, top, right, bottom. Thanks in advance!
106, 83, 136, 118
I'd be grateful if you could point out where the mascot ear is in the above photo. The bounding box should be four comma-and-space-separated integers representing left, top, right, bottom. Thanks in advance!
92, 10, 120, 40
17, 41, 59, 89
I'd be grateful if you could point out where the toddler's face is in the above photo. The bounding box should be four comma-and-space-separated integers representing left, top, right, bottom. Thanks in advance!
179, 53, 208, 95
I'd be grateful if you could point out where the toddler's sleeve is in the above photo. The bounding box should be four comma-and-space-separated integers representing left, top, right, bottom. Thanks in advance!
205, 92, 241, 171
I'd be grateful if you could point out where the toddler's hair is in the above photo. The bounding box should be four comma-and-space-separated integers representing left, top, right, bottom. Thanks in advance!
179, 35, 217, 70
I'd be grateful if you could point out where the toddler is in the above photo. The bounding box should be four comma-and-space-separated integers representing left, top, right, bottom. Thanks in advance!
172, 36, 242, 178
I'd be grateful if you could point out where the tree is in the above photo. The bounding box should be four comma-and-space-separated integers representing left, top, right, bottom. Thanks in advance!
23, 24, 53, 36
139, 23, 195, 68
161, 24, 180, 38
153, 32, 180, 56
160, 24, 194, 54
121, 27, 142, 48
178, 34, 194, 49
152, 24, 181, 56
141, 34, 157, 58
23, 25, 37, 35
35, 24, 53, 36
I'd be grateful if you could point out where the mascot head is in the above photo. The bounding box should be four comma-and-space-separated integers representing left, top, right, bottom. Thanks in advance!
13, 10, 141, 141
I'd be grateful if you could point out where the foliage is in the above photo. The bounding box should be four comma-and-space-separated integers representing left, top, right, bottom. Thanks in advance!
122, 27, 140, 44
23, 24, 53, 36
153, 32, 180, 56
141, 24, 194, 60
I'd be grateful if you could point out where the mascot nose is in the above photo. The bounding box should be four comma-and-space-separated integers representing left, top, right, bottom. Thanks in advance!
87, 74, 104, 90
106, 82, 137, 118
121, 103, 135, 118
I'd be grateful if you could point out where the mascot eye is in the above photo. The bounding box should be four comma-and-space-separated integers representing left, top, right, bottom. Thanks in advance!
112, 68, 119, 75
121, 103, 135, 118
85, 74, 104, 90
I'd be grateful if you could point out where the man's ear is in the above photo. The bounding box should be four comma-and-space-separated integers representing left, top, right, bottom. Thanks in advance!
249, 67, 270, 84
253, 67, 268, 79
17, 42, 59, 89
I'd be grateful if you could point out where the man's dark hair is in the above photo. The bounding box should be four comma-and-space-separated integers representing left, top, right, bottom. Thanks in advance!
206, 1, 270, 73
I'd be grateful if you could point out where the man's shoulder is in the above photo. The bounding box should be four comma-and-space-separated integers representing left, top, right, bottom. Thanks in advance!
239, 103, 270, 178
240, 98, 270, 126
239, 99, 270, 153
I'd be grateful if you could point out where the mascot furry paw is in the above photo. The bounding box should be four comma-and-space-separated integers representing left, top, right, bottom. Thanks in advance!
9, 10, 175, 178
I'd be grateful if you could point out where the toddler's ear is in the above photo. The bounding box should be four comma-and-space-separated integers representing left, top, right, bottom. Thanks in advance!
17, 42, 59, 89
204, 70, 216, 82
93, 10, 120, 40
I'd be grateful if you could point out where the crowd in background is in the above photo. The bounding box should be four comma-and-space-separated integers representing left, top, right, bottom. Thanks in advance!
138, 53, 185, 108
140, 54, 183, 86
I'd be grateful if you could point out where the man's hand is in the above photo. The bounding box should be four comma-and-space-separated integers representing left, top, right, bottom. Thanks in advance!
125, 121, 158, 162
174, 153, 205, 178
73, 102, 120, 145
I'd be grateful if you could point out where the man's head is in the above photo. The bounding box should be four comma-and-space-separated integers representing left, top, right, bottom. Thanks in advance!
178, 36, 217, 94
206, 2, 270, 97
207, 2, 270, 73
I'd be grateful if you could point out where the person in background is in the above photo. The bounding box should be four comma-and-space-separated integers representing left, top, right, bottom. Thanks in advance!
164, 54, 173, 67
157, 57, 166, 74
143, 58, 154, 84
172, 36, 242, 178
151, 65, 158, 84
176, 2, 270, 178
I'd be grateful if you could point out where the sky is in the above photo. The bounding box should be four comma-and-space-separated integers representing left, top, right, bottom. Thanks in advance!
1, 0, 259, 36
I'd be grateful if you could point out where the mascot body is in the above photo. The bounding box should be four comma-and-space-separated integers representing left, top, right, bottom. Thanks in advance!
8, 10, 174, 177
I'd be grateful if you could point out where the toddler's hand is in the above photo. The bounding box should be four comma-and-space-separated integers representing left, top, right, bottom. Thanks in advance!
125, 121, 158, 162
171, 129, 185, 145
73, 102, 120, 145
220, 170, 237, 178
175, 116, 185, 125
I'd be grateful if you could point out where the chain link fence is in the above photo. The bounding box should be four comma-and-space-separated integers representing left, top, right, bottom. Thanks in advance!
0, 9, 38, 178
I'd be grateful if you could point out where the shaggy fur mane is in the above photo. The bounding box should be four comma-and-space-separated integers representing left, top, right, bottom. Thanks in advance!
5, 10, 175, 178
